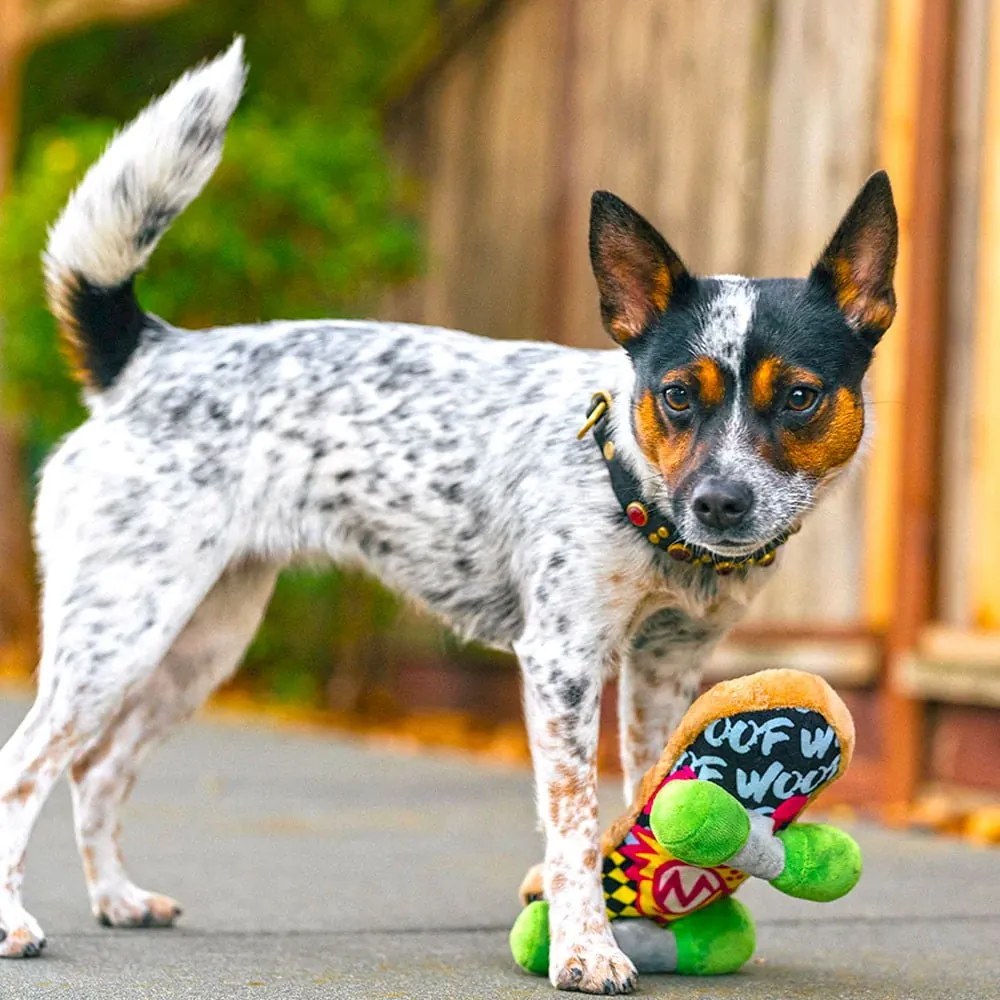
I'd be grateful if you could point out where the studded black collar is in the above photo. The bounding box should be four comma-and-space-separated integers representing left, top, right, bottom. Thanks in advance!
578, 391, 794, 576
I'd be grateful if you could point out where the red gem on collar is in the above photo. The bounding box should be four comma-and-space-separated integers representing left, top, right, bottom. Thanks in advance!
625, 502, 649, 528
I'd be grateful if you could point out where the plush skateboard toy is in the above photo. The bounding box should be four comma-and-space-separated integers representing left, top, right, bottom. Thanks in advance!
510, 668, 861, 977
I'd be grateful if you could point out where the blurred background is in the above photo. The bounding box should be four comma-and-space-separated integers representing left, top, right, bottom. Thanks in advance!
0, 0, 996, 825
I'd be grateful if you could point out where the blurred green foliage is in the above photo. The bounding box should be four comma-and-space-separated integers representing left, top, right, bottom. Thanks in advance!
0, 0, 447, 704
0, 111, 419, 445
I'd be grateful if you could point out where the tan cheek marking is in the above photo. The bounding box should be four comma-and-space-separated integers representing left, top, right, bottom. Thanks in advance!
635, 390, 694, 489
750, 357, 780, 409
780, 387, 864, 476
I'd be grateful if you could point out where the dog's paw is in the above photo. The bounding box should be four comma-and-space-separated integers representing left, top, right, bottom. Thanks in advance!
0, 910, 47, 958
551, 938, 638, 994
95, 888, 182, 928
518, 861, 546, 905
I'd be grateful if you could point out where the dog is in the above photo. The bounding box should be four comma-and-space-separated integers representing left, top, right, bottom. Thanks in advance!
0, 40, 896, 994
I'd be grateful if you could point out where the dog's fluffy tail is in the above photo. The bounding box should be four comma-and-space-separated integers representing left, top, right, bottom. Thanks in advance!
44, 39, 246, 391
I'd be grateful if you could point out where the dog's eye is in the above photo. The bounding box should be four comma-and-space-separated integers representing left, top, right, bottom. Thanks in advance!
785, 385, 820, 413
662, 385, 691, 412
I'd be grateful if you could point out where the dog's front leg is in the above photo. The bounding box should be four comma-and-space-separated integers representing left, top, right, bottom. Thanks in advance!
517, 630, 637, 995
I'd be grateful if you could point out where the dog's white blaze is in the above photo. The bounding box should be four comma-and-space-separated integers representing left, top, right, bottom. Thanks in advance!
715, 411, 756, 476
692, 277, 757, 376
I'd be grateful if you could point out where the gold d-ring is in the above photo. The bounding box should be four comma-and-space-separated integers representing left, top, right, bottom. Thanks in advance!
576, 390, 613, 439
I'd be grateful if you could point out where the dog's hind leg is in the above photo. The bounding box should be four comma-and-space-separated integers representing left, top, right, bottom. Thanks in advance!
0, 474, 238, 956
69, 560, 278, 928
68, 561, 279, 927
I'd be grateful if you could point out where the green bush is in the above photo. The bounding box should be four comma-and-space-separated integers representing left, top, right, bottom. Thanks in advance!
0, 109, 419, 447
0, 6, 433, 703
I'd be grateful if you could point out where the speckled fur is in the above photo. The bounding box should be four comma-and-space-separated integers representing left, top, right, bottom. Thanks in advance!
0, 44, 894, 994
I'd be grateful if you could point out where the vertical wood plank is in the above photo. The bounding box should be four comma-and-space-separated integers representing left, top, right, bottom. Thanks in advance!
884, 0, 956, 808
938, 0, 990, 627
865, 0, 922, 627
971, 0, 1000, 627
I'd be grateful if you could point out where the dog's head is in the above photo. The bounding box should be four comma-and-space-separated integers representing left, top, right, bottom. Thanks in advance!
591, 172, 897, 558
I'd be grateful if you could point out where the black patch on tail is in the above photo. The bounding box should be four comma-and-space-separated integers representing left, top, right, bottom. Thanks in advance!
68, 274, 147, 390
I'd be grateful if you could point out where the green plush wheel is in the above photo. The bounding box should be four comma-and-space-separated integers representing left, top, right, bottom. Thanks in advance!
672, 896, 756, 975
772, 823, 862, 902
510, 896, 756, 978
649, 779, 750, 867
509, 899, 550, 976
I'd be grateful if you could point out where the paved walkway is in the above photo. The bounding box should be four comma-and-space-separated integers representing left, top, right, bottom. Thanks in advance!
0, 695, 997, 999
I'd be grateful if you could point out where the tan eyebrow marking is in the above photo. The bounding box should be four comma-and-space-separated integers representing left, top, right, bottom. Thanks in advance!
750, 358, 823, 410
691, 357, 725, 406
662, 357, 725, 407
750, 356, 780, 409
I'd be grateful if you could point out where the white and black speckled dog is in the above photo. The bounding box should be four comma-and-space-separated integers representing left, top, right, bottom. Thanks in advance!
0, 42, 897, 993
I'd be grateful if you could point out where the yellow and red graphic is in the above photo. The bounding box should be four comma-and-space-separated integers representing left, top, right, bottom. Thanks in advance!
603, 772, 749, 924
615, 823, 747, 922
651, 858, 725, 913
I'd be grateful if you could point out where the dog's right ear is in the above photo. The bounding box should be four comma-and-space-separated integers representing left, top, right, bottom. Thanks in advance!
589, 191, 691, 346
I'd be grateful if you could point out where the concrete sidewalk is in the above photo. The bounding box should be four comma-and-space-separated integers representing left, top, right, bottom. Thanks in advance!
1, 695, 997, 1000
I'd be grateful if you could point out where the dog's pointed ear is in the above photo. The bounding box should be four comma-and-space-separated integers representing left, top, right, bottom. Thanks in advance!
589, 191, 691, 346
810, 171, 898, 345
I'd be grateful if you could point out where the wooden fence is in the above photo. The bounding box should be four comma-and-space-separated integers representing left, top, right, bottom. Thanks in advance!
386, 0, 887, 629
383, 0, 1000, 801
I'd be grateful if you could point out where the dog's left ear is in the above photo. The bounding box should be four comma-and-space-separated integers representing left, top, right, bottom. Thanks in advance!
810, 170, 898, 345
589, 191, 691, 346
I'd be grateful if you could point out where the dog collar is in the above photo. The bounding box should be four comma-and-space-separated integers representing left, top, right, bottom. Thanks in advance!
578, 391, 796, 575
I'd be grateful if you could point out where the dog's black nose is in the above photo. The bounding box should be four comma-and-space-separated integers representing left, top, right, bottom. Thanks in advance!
692, 480, 754, 530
